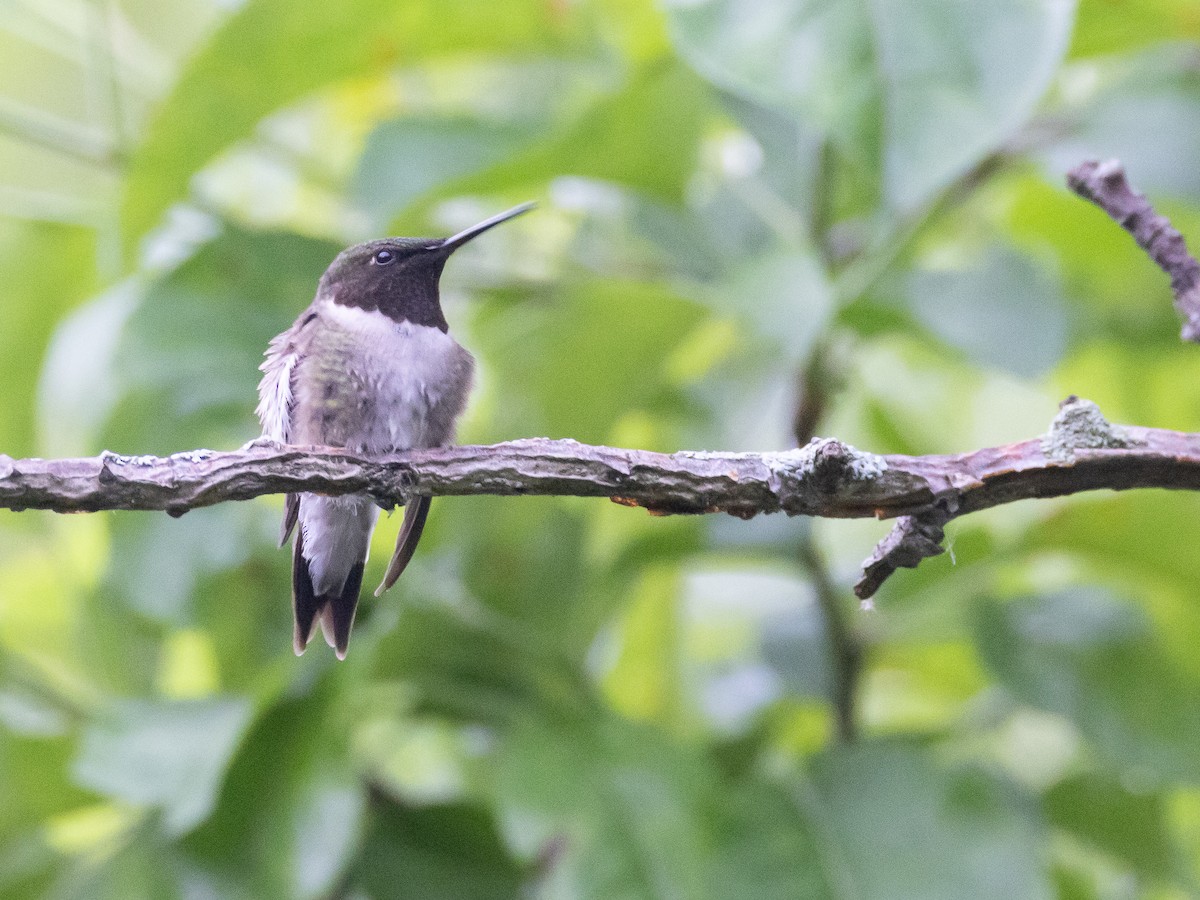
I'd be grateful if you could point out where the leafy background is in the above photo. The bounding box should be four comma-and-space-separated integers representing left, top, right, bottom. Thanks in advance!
2, 0, 1200, 897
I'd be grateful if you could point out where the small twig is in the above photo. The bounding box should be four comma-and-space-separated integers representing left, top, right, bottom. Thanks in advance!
854, 504, 954, 600
852, 394, 1143, 598
1067, 159, 1200, 342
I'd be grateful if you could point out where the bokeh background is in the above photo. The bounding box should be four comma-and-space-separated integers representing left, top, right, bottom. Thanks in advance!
3, 0, 1200, 897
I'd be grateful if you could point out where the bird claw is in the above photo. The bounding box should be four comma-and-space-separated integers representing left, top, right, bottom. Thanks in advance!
241, 436, 285, 452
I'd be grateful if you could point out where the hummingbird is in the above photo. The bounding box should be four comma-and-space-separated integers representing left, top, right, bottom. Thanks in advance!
256, 202, 533, 659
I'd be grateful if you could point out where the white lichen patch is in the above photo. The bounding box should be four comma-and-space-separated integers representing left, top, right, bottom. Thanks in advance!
171, 450, 214, 464
1041, 397, 1140, 462
844, 449, 888, 480
769, 439, 888, 481
99, 451, 159, 467
676, 449, 762, 462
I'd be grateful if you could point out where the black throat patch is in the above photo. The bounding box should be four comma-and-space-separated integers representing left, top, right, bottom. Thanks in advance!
320, 239, 450, 332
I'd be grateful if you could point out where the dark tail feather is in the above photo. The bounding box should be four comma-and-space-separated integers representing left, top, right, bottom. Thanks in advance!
292, 528, 320, 655
320, 561, 364, 660
280, 493, 299, 547
375, 496, 431, 597
292, 529, 366, 660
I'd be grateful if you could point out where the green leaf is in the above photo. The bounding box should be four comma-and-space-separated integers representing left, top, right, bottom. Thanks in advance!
445, 501, 591, 646
666, 0, 1075, 211
975, 589, 1200, 782
708, 250, 834, 367
1024, 492, 1200, 712
105, 227, 339, 453
869, 0, 1075, 211
1070, 0, 1200, 57
806, 741, 1051, 900
0, 220, 98, 457
761, 605, 835, 704
72, 697, 253, 835
717, 93, 826, 220
666, 0, 879, 160
375, 603, 590, 727
181, 674, 365, 899
904, 245, 1070, 377
104, 506, 268, 626
486, 61, 710, 202
0, 729, 90, 842
1042, 45, 1200, 200
474, 278, 706, 445
37, 280, 142, 458
353, 118, 536, 228
1044, 772, 1178, 879
44, 825, 186, 900
121, 0, 583, 243
1005, 172, 1178, 325
383, 61, 712, 214
494, 713, 834, 899
710, 776, 833, 900
351, 801, 521, 900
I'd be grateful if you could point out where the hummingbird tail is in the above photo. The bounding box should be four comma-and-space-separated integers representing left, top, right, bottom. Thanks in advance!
291, 526, 365, 661
375, 495, 431, 597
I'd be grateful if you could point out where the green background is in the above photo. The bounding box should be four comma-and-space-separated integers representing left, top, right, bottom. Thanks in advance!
2, 0, 1200, 896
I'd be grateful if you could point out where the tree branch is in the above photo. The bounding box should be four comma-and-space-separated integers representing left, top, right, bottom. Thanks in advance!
4, 400, 1200, 587
1068, 158, 1200, 342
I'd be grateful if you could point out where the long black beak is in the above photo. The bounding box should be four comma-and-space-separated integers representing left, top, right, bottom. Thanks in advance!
438, 202, 535, 254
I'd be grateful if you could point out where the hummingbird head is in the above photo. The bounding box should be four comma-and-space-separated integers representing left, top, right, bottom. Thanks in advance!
319, 202, 534, 331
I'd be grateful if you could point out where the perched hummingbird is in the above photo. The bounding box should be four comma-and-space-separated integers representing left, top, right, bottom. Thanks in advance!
256, 203, 533, 659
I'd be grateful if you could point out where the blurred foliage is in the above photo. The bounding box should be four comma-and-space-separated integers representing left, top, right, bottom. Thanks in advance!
2, 0, 1200, 897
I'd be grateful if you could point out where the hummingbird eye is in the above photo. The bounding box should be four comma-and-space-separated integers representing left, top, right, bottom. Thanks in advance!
372, 249, 396, 266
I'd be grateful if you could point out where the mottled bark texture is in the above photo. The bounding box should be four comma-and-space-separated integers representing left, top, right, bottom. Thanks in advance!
3, 402, 1200, 594
1068, 158, 1200, 342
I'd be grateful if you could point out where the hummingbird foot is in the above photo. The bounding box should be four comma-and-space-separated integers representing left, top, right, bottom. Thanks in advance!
240, 436, 286, 452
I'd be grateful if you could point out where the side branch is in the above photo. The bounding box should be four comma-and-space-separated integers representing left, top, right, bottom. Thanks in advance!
1068, 159, 1200, 342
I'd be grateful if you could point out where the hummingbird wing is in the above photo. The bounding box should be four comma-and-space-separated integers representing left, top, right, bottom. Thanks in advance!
374, 495, 431, 597
257, 313, 313, 546
255, 324, 301, 443
280, 493, 300, 547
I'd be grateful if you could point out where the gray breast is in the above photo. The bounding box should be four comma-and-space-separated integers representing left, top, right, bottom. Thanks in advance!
292, 302, 475, 453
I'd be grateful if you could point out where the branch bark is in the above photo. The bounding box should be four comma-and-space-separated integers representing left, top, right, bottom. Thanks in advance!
1068, 158, 1200, 342
4, 399, 1200, 590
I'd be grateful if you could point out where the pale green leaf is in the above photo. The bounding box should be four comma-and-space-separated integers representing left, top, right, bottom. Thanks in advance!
807, 741, 1052, 900
667, 0, 1075, 211
905, 246, 1070, 377
976, 589, 1200, 783
122, 0, 584, 243
73, 698, 253, 835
